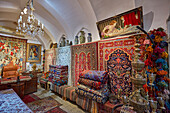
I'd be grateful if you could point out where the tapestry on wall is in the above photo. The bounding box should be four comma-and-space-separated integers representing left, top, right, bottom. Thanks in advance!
0, 36, 27, 72
98, 34, 146, 95
45, 48, 56, 72
56, 46, 71, 85
98, 34, 145, 71
96, 7, 143, 39
71, 42, 98, 86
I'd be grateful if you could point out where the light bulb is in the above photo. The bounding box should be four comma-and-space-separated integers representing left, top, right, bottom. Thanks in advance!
23, 7, 27, 14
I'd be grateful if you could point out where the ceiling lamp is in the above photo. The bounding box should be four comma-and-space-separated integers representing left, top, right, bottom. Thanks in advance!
16, 0, 44, 37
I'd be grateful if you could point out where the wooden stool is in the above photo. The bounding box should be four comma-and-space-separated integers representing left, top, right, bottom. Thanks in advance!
11, 82, 24, 98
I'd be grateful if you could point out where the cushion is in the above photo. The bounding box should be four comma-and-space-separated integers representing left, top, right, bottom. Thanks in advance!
3, 65, 18, 72
3, 71, 18, 78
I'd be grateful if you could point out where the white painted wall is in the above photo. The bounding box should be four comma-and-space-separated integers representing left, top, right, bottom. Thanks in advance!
135, 0, 170, 31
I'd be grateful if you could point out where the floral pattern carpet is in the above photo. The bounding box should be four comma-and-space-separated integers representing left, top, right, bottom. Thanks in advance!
0, 89, 33, 113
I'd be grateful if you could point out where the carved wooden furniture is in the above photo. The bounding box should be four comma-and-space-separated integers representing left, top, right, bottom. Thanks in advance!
11, 82, 25, 98
22, 71, 41, 95
24, 76, 37, 95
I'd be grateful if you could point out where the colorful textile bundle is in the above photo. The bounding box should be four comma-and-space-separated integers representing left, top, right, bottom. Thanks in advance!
144, 28, 170, 103
79, 70, 108, 83
59, 85, 70, 96
51, 83, 60, 93
78, 78, 102, 90
51, 84, 77, 102
52, 78, 68, 86
76, 88, 108, 104
65, 87, 77, 102
48, 65, 68, 86
76, 70, 109, 104
76, 95, 92, 112
78, 84, 109, 97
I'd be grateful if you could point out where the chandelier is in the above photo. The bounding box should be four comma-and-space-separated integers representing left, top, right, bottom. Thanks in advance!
16, 0, 44, 37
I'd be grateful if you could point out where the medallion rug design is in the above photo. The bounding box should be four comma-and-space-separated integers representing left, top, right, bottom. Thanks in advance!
98, 34, 145, 95
71, 42, 98, 86
27, 96, 62, 113
107, 49, 132, 95
98, 34, 145, 71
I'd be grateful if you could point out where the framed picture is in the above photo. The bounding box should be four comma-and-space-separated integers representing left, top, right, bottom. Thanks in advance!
96, 6, 143, 39
27, 43, 41, 62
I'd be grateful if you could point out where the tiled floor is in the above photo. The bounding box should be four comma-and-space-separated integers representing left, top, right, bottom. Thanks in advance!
33, 85, 86, 113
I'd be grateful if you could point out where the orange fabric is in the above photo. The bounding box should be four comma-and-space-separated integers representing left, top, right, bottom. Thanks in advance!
3, 65, 18, 72
2, 65, 19, 78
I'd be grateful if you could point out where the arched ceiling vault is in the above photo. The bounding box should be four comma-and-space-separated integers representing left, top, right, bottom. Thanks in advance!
0, 0, 169, 49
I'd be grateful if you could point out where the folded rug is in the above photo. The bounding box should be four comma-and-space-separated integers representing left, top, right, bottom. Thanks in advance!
78, 78, 103, 90
76, 88, 108, 104
79, 70, 108, 82
78, 84, 110, 97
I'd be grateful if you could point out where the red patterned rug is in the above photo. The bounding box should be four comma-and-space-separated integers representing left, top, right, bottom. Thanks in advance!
71, 42, 98, 86
98, 34, 145, 71
22, 94, 40, 104
27, 96, 62, 112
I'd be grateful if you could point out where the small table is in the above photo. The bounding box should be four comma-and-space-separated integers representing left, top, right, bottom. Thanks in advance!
11, 82, 25, 98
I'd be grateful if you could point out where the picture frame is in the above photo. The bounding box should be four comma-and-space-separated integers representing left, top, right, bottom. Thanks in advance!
96, 6, 143, 39
27, 43, 41, 62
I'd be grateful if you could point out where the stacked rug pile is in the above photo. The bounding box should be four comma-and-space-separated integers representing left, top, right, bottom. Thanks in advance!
51, 85, 77, 102
48, 65, 68, 86
76, 70, 110, 105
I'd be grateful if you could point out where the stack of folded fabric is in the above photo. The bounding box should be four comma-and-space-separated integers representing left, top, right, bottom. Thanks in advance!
39, 71, 49, 89
76, 70, 110, 104
51, 84, 77, 102
76, 95, 92, 112
48, 65, 68, 86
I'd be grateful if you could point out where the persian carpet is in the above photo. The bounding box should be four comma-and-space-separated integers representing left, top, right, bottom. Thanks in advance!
98, 34, 145, 95
71, 42, 98, 86
0, 89, 33, 113
45, 48, 57, 72
27, 96, 62, 113
22, 93, 40, 104
0, 36, 27, 71
98, 34, 145, 71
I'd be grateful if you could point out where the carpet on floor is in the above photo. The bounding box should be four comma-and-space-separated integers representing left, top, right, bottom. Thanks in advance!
45, 107, 67, 113
27, 96, 62, 113
22, 94, 40, 104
